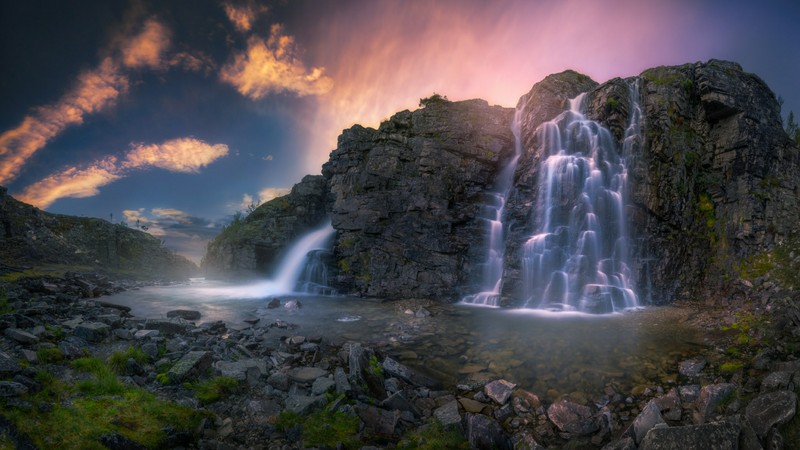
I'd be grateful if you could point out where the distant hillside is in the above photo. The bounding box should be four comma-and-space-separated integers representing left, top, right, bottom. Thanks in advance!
0, 186, 198, 280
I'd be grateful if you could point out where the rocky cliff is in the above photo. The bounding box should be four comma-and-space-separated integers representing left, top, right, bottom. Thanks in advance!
201, 175, 329, 278
0, 186, 197, 280
322, 98, 515, 299
204, 60, 800, 305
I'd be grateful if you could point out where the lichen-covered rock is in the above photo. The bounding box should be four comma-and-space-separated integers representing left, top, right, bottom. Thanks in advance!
638, 421, 740, 450
323, 99, 515, 300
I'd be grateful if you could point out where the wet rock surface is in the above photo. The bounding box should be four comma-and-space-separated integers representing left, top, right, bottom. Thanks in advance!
0, 274, 799, 449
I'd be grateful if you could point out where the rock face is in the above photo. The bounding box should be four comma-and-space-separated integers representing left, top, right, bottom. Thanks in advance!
322, 98, 515, 299
203, 60, 800, 305
503, 60, 800, 304
201, 175, 329, 278
0, 187, 197, 280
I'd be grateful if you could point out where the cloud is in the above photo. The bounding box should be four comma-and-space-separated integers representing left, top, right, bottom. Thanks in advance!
220, 24, 334, 99
121, 207, 220, 264
124, 138, 229, 172
232, 187, 291, 212
262, 154, 273, 161
0, 58, 128, 184
168, 51, 216, 73
0, 16, 176, 185
17, 138, 228, 209
120, 19, 171, 69
16, 157, 121, 208
223, 1, 268, 33
152, 207, 192, 224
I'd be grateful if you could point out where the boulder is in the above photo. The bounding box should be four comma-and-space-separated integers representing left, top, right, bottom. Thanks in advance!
73, 322, 110, 342
215, 359, 267, 381
0, 381, 28, 397
693, 383, 735, 424
466, 413, 510, 450
166, 351, 212, 383
4, 328, 38, 344
484, 379, 516, 405
745, 390, 797, 437
433, 399, 462, 430
629, 400, 667, 444
547, 400, 599, 436
639, 421, 740, 450
678, 357, 707, 378
382, 357, 439, 388
287, 366, 328, 384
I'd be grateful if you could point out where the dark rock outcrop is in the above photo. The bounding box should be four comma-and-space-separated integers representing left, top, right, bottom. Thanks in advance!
203, 60, 800, 306
0, 187, 197, 280
502, 60, 800, 305
322, 98, 515, 299
201, 175, 329, 278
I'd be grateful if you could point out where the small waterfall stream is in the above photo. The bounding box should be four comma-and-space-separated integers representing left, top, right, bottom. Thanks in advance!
520, 83, 640, 313
460, 107, 523, 307
272, 221, 335, 294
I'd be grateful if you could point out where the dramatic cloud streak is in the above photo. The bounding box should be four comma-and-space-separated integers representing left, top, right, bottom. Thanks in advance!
220, 24, 333, 99
0, 58, 128, 184
0, 17, 175, 185
17, 138, 229, 208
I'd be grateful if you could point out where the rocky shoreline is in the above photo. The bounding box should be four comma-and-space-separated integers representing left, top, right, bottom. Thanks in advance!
1, 274, 798, 449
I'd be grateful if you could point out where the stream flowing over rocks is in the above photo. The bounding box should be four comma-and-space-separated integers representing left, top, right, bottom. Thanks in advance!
1, 274, 799, 449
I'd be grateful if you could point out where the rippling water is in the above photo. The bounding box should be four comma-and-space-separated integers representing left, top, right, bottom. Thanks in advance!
105, 279, 704, 402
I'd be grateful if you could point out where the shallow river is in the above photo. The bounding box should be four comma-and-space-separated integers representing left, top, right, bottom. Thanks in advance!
105, 279, 706, 403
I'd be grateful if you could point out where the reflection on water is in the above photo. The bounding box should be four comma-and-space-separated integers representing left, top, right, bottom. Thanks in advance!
105, 280, 703, 402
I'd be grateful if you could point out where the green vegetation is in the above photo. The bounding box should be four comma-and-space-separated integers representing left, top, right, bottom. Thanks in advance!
419, 93, 448, 108
719, 361, 745, 374
156, 372, 171, 385
2, 357, 204, 449
736, 235, 800, 290
399, 420, 469, 450
108, 346, 149, 374
368, 354, 383, 377
191, 376, 239, 404
785, 110, 800, 145
36, 347, 64, 364
338, 258, 351, 274
0, 286, 11, 314
275, 400, 361, 448
605, 97, 620, 112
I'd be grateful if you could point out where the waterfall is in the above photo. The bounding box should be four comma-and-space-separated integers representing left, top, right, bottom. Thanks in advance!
520, 82, 640, 313
297, 249, 337, 295
272, 221, 335, 294
460, 107, 523, 307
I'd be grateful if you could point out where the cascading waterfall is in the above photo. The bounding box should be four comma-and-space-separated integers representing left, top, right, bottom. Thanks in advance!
297, 249, 337, 295
460, 107, 523, 307
520, 82, 641, 313
272, 221, 335, 294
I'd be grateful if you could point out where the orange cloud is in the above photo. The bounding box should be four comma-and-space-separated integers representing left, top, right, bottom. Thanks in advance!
17, 138, 228, 208
223, 1, 268, 33
296, 1, 694, 175
16, 157, 121, 208
220, 24, 334, 99
120, 19, 171, 69
0, 58, 128, 185
0, 17, 175, 185
124, 138, 229, 172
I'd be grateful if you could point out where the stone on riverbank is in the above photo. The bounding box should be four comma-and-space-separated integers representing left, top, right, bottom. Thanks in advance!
167, 351, 212, 383
745, 390, 797, 437
638, 421, 740, 450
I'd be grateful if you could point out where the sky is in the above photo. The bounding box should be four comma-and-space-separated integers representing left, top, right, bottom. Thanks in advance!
1, 0, 799, 264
